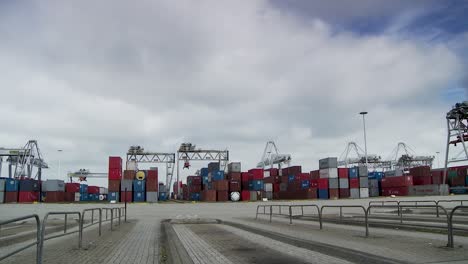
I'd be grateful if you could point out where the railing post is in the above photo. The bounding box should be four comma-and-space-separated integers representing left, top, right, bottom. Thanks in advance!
78, 213, 82, 249
125, 188, 128, 222
436, 201, 440, 218
340, 207, 343, 221
397, 201, 401, 216
110, 209, 114, 231
255, 206, 259, 220
363, 207, 369, 237
91, 210, 94, 224
99, 209, 102, 236
289, 206, 292, 225
64, 214, 68, 234
301, 206, 304, 217
118, 208, 121, 226
269, 206, 272, 223
279, 205, 282, 215
400, 205, 403, 224
35, 215, 41, 264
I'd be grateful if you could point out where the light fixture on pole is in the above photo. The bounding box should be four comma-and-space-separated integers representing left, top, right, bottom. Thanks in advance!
359, 112, 369, 168
58, 149, 63, 179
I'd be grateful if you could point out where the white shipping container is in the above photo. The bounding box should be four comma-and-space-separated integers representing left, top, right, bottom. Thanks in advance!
264, 170, 270, 177
0, 179, 5, 192
0, 191, 4, 203
359, 188, 369, 198
264, 183, 273, 192
126, 160, 138, 171
99, 187, 108, 194
319, 168, 338, 179
74, 193, 81, 202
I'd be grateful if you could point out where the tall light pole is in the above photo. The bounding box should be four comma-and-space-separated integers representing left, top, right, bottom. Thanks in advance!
436, 151, 440, 168
58, 149, 63, 179
359, 112, 368, 168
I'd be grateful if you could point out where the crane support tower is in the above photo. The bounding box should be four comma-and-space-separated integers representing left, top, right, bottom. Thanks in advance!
387, 142, 433, 171
68, 169, 107, 182
126, 146, 175, 188
0, 140, 48, 181
444, 101, 468, 183
256, 141, 291, 169
176, 143, 229, 197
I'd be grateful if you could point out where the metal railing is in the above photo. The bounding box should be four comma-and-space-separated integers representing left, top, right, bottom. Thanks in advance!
0, 214, 40, 264
448, 205, 468, 248
39, 211, 82, 260
321, 205, 368, 236
1, 206, 129, 264
289, 204, 321, 226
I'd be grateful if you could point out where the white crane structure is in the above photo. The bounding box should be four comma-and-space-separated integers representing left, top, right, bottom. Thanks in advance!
67, 169, 107, 182
444, 101, 468, 183
257, 141, 291, 169
338, 142, 382, 169
386, 142, 434, 171
0, 140, 48, 180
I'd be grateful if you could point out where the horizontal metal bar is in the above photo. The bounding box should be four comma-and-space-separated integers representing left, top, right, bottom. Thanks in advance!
0, 242, 37, 261
44, 230, 79, 241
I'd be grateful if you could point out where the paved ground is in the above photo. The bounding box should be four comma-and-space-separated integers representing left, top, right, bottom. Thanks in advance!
1, 195, 468, 263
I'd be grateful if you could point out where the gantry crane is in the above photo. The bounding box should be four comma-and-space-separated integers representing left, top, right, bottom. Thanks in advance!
176, 143, 229, 196
126, 146, 175, 188
0, 140, 48, 181
386, 142, 434, 171
67, 169, 108, 182
256, 141, 291, 170
444, 101, 468, 183
338, 142, 383, 169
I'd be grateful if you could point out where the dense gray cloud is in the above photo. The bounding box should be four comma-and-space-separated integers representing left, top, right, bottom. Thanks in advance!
0, 0, 465, 187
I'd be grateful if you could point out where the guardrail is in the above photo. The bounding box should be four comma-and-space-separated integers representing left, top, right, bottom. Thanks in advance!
289, 204, 321, 226
321, 205, 368, 236
1, 206, 128, 264
0, 214, 40, 264
448, 205, 468, 248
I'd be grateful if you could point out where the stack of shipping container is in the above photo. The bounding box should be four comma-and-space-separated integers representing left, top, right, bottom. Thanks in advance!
43, 180, 65, 202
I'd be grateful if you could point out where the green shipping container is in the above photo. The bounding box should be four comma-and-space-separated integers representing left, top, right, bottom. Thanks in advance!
448, 170, 458, 178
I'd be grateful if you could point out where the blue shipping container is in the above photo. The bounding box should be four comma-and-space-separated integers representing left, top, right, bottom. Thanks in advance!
190, 193, 200, 201
348, 167, 358, 178
202, 175, 209, 185
212, 171, 225, 181
288, 175, 295, 183
108, 192, 119, 201
318, 189, 328, 199
133, 191, 145, 202
159, 192, 167, 201
133, 180, 146, 192
5, 179, 19, 192
19, 179, 39, 192
80, 193, 89, 201
253, 180, 264, 191
80, 184, 88, 193
200, 168, 209, 177
301, 180, 310, 189
368, 172, 384, 180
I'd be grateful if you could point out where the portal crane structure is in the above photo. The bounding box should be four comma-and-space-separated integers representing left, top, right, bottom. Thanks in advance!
176, 143, 229, 196
386, 142, 434, 171
126, 146, 175, 188
67, 169, 107, 182
444, 101, 468, 183
338, 142, 383, 169
256, 141, 291, 170
0, 140, 48, 181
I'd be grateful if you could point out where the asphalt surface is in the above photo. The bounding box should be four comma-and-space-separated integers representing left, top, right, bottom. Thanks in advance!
1, 195, 468, 263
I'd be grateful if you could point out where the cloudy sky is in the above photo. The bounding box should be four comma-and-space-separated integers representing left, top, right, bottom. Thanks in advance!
0, 1, 467, 186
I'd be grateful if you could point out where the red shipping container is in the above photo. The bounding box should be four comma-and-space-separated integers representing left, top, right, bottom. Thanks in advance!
350, 178, 359, 188
281, 167, 289, 176
381, 176, 413, 188
249, 169, 264, 180
108, 180, 120, 192
338, 168, 349, 179
449, 175, 465, 187
64, 192, 75, 202
339, 189, 350, 198
202, 190, 217, 201
241, 190, 250, 201
88, 186, 100, 194
310, 179, 319, 188
189, 185, 201, 193
318, 178, 329, 189
273, 183, 280, 193
241, 172, 250, 182
306, 188, 318, 199
214, 180, 229, 191
65, 183, 80, 193
413, 176, 432, 186
382, 187, 409, 196
329, 189, 339, 199
431, 175, 442, 185
241, 181, 250, 190
5, 192, 18, 203
45, 191, 65, 203
18, 191, 39, 203
108, 168, 122, 180
299, 173, 310, 181
229, 181, 241, 192
288, 166, 302, 176
147, 169, 158, 180
280, 176, 289, 183
310, 170, 320, 180
123, 170, 136, 180
120, 191, 132, 202
228, 172, 241, 181
217, 191, 229, 201
265, 168, 279, 176
109, 156, 122, 169
146, 178, 158, 192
